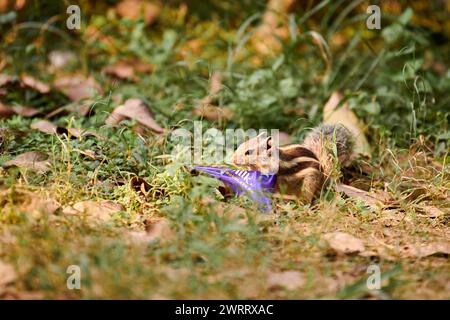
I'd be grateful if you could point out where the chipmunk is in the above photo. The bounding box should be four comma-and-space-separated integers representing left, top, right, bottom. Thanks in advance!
231, 124, 354, 203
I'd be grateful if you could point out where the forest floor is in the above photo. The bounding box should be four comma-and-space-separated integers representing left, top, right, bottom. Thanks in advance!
0, 2, 449, 299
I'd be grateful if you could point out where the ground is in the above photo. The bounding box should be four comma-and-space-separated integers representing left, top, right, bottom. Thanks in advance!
0, 1, 449, 299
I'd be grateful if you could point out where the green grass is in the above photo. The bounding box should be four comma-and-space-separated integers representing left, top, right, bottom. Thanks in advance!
0, 0, 449, 299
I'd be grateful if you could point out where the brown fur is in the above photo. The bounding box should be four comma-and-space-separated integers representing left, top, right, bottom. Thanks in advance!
231, 124, 354, 203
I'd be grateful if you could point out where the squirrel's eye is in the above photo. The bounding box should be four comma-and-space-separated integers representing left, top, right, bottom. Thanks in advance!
245, 149, 253, 156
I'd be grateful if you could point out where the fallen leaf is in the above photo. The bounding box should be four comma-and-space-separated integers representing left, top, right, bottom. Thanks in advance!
0, 0, 25, 13
106, 98, 164, 134
104, 61, 136, 80
0, 260, 17, 293
417, 205, 446, 218
401, 242, 450, 258
335, 184, 389, 207
31, 119, 100, 139
116, 0, 161, 25
0, 102, 39, 118
323, 91, 371, 157
267, 270, 305, 291
3, 151, 50, 173
20, 75, 50, 94
21, 195, 60, 219
103, 59, 152, 81
54, 74, 102, 102
324, 232, 365, 255
63, 200, 123, 223
31, 120, 58, 134
192, 104, 233, 122
380, 209, 406, 227
0, 74, 13, 87
11, 105, 39, 117
418, 242, 450, 257
0, 102, 14, 118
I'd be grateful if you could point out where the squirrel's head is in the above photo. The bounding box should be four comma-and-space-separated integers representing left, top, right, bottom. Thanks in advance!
231, 132, 278, 173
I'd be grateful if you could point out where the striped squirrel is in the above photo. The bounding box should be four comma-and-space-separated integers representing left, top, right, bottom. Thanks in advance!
231, 124, 354, 203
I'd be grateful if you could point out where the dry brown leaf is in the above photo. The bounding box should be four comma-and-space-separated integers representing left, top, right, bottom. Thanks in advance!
323, 91, 371, 156
267, 270, 305, 291
0, 74, 13, 87
21, 196, 60, 219
0, 260, 17, 293
3, 151, 50, 173
54, 74, 102, 102
401, 242, 450, 258
11, 105, 39, 117
335, 184, 388, 207
324, 232, 365, 255
31, 120, 99, 139
418, 242, 450, 257
103, 59, 153, 81
106, 98, 164, 134
417, 205, 446, 218
116, 0, 161, 25
0, 102, 14, 118
63, 200, 123, 223
192, 104, 233, 122
104, 61, 136, 80
0, 102, 39, 118
380, 209, 407, 227
31, 120, 58, 134
0, 0, 25, 12
20, 75, 50, 94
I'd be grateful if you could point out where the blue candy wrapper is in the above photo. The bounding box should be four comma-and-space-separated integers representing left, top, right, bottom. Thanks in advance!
194, 166, 277, 213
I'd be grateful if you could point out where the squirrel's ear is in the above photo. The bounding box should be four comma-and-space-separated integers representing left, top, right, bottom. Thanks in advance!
266, 136, 272, 149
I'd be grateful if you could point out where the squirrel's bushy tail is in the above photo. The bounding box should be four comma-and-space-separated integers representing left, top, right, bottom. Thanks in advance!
302, 123, 354, 172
